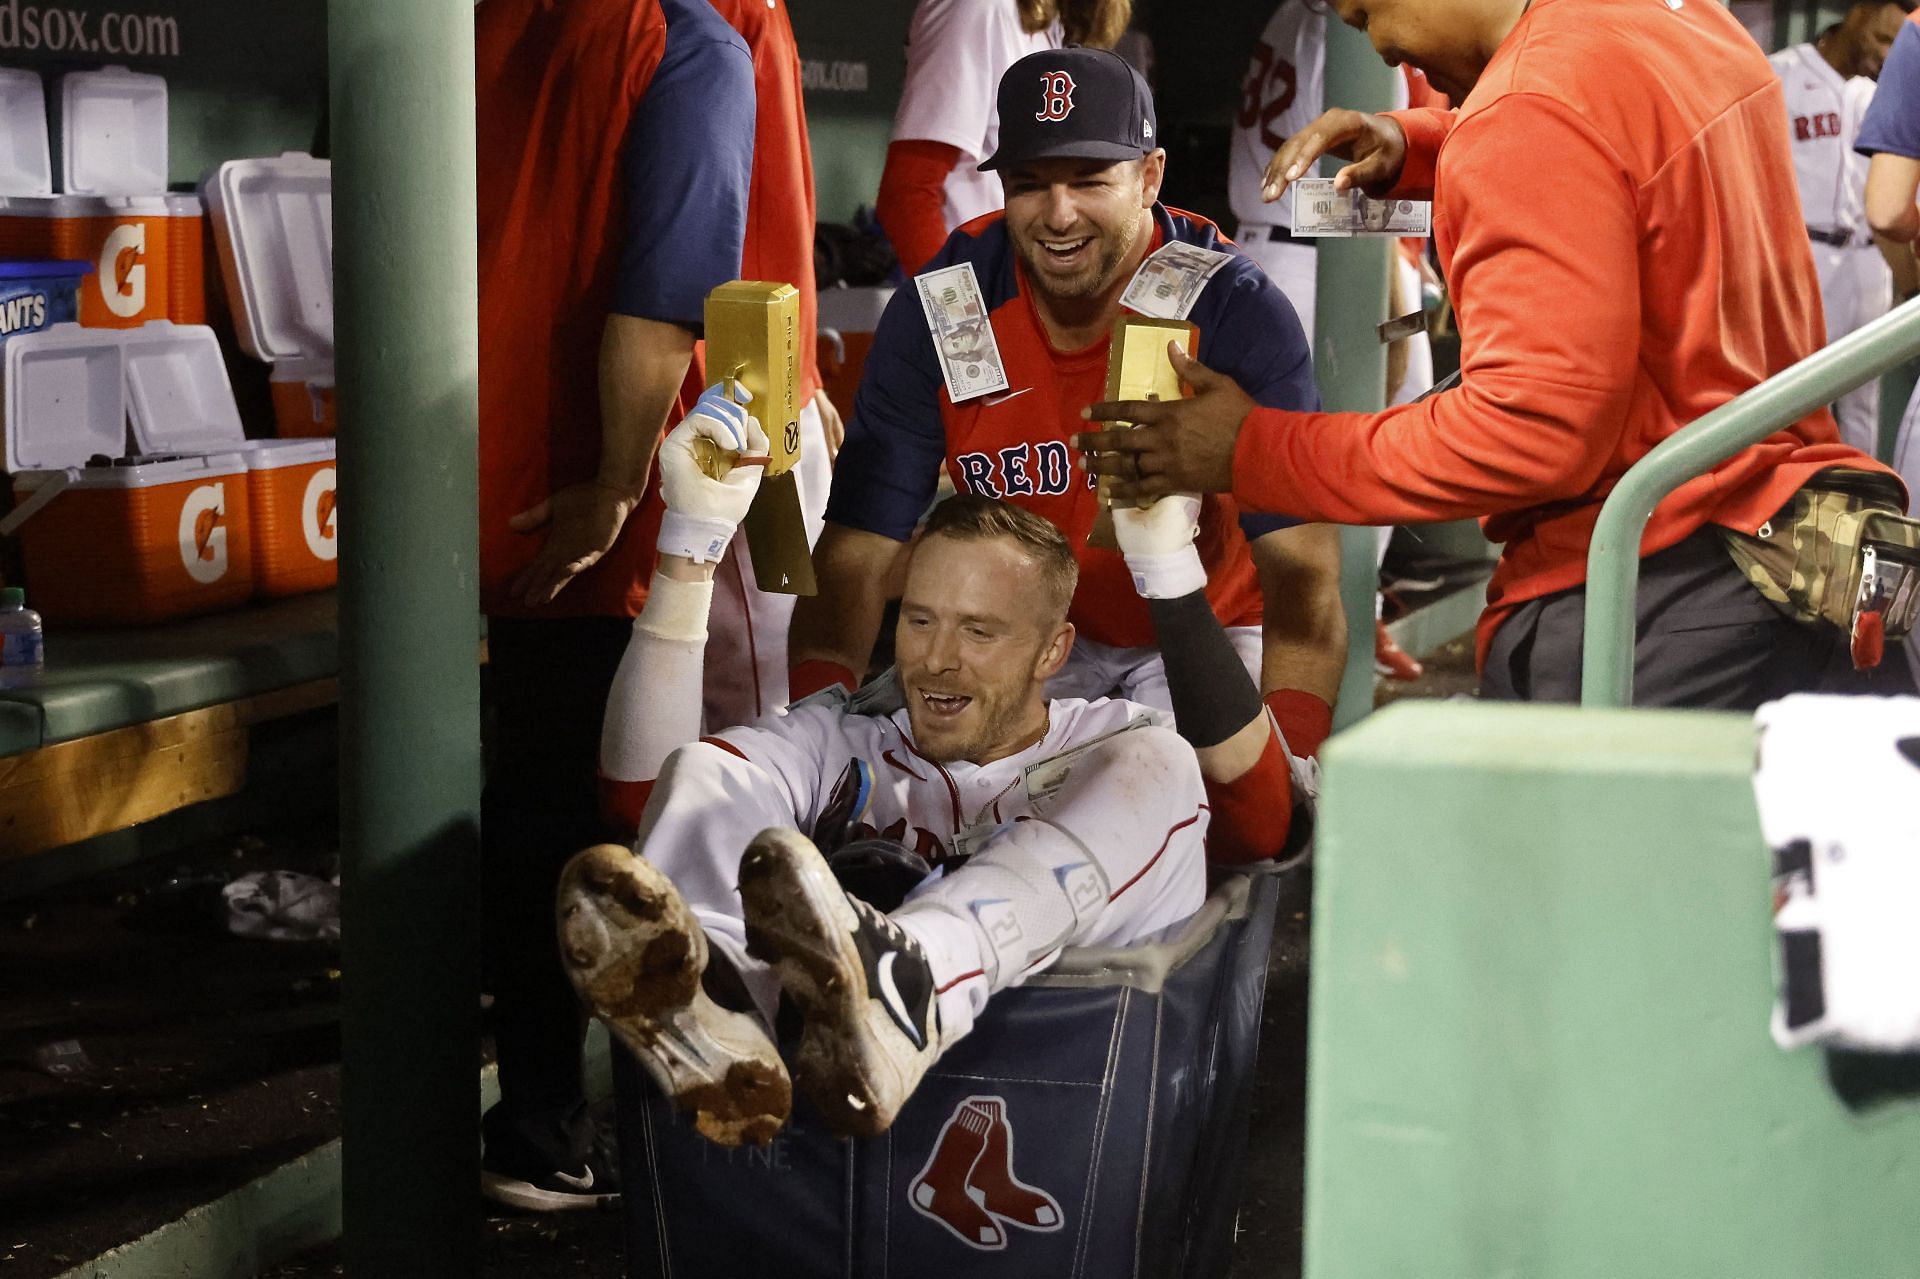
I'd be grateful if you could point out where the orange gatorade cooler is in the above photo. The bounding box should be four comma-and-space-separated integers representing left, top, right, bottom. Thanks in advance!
0, 195, 177, 328
2, 323, 254, 623
269, 356, 336, 437
164, 194, 206, 325
121, 320, 334, 600
205, 153, 334, 438
243, 440, 336, 596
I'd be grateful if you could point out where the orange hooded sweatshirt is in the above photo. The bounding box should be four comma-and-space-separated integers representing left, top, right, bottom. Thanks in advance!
1230, 0, 1896, 663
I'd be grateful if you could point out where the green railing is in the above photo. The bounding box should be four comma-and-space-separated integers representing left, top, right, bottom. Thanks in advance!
1580, 295, 1920, 708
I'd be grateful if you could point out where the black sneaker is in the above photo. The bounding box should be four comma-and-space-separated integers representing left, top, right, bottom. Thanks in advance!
556, 844, 791, 1147
481, 1125, 621, 1213
738, 828, 939, 1139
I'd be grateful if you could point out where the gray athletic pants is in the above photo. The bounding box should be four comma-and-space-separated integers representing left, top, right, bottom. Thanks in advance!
1481, 528, 1876, 710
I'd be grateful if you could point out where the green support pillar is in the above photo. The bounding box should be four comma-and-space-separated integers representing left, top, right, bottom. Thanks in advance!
1313, 26, 1396, 730
1879, 357, 1917, 464
330, 2, 483, 1271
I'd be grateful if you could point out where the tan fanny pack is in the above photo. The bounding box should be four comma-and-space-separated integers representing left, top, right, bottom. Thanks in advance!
1718, 469, 1920, 667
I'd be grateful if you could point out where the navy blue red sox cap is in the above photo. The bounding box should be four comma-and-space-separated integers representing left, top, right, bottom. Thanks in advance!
978, 46, 1157, 171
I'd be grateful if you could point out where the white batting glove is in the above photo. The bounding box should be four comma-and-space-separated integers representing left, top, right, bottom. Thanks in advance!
657, 383, 770, 563
1113, 494, 1207, 599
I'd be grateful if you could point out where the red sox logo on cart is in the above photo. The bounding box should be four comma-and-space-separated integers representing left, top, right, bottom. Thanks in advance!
1035, 71, 1075, 123
909, 1094, 1063, 1251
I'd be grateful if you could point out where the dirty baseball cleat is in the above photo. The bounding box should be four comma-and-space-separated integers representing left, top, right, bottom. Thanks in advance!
738, 828, 939, 1139
555, 844, 790, 1147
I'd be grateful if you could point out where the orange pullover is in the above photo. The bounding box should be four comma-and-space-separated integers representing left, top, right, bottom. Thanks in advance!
1230, 0, 1896, 663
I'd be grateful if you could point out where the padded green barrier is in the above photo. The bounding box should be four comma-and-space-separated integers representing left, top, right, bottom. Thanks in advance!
1307, 701, 1920, 1279
0, 593, 337, 754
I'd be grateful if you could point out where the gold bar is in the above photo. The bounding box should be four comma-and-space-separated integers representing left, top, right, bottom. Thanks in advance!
704, 280, 802, 476
1089, 316, 1194, 548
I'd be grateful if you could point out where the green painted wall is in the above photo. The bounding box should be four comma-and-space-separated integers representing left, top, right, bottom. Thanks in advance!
1307, 701, 1920, 1279
0, 0, 325, 189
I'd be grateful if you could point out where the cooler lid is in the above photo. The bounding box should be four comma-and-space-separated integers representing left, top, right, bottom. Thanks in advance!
243, 437, 335, 469
0, 260, 92, 282
2, 322, 127, 473
0, 69, 52, 197
123, 320, 246, 455
205, 152, 332, 362
60, 66, 167, 196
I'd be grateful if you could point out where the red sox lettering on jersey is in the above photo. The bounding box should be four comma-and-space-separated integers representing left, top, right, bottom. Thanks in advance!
825, 205, 1318, 652
1768, 41, 1875, 234
1794, 111, 1844, 141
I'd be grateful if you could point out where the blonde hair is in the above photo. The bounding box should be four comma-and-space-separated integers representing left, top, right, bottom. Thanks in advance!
920, 494, 1079, 623
1018, 0, 1133, 47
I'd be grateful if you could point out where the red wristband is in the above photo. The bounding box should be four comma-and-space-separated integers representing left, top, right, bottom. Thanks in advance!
790, 659, 858, 701
1264, 689, 1332, 759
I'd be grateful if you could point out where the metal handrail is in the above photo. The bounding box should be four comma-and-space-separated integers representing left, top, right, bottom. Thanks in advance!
1580, 296, 1920, 708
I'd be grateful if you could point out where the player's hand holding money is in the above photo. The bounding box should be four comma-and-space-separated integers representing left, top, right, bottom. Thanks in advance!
658, 382, 771, 564
1261, 108, 1408, 202
1076, 345, 1253, 503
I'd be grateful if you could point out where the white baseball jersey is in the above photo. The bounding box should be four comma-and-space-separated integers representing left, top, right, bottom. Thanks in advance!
1228, 0, 1328, 230
637, 694, 1211, 1036
891, 0, 1061, 232
1770, 43, 1891, 454
1770, 43, 1877, 237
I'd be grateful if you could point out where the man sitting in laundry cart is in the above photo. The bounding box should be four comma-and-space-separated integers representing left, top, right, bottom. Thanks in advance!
564, 386, 1306, 1144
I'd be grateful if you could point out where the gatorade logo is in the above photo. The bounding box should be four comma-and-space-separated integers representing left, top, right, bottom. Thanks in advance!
1035, 71, 1075, 123
301, 468, 338, 561
178, 483, 229, 584
100, 223, 147, 318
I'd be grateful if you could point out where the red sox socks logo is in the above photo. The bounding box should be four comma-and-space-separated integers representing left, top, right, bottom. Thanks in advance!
909, 1095, 1062, 1251
1035, 71, 1075, 122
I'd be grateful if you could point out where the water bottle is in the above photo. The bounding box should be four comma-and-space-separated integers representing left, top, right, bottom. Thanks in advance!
0, 587, 44, 689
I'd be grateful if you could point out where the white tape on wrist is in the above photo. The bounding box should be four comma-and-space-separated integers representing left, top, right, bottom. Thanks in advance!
1123, 547, 1208, 599
657, 510, 736, 564
636, 571, 715, 643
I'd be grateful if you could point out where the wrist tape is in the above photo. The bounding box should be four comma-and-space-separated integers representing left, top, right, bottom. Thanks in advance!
636, 572, 715, 643
1146, 590, 1263, 748
658, 510, 735, 564
1123, 546, 1208, 600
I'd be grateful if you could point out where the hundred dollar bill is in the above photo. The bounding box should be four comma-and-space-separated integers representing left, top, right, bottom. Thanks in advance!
1118, 241, 1234, 321
1289, 177, 1431, 236
914, 262, 1011, 402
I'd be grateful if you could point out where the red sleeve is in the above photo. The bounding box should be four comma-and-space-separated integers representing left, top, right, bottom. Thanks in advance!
877, 139, 963, 277
790, 658, 858, 701
1264, 689, 1332, 759
1379, 106, 1455, 200
1203, 730, 1294, 864
1232, 97, 1640, 525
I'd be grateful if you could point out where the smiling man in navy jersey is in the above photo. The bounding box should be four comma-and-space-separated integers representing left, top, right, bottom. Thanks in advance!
790, 45, 1346, 780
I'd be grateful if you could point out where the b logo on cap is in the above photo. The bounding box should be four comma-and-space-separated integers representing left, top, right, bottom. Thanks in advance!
1035, 71, 1075, 122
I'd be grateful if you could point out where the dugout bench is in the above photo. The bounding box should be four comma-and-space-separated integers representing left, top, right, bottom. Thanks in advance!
0, 592, 341, 881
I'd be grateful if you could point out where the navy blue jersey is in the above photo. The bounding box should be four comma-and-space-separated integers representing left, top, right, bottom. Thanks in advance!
826, 204, 1318, 649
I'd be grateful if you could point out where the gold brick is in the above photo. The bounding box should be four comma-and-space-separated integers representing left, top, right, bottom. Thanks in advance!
1093, 317, 1193, 528
704, 281, 802, 477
